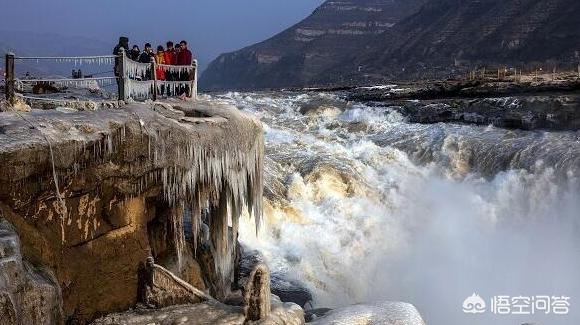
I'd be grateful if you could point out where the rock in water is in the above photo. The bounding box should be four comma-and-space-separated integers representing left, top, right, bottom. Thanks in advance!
238, 248, 312, 308
304, 308, 333, 322
308, 301, 425, 325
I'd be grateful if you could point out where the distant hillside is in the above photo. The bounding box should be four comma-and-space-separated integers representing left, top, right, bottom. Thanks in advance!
200, 0, 427, 90
202, 0, 580, 90
0, 30, 112, 76
354, 0, 580, 79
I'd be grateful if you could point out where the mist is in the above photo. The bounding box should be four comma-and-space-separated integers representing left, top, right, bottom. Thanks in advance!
372, 170, 580, 325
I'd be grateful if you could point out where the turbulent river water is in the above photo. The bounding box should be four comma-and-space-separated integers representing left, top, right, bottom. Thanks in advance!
215, 91, 580, 325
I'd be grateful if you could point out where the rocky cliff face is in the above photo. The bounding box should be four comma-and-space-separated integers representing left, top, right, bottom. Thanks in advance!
0, 219, 62, 325
200, 0, 426, 90
202, 0, 580, 90
0, 100, 264, 323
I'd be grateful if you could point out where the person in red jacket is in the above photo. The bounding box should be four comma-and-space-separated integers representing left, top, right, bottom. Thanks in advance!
155, 46, 166, 80
163, 41, 176, 95
176, 40, 193, 96
164, 41, 175, 66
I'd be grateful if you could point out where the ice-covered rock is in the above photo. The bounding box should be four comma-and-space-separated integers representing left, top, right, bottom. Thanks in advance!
308, 301, 425, 325
91, 295, 304, 325
0, 218, 62, 324
0, 99, 264, 322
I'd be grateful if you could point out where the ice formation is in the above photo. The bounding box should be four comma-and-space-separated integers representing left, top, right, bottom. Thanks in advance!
309, 301, 425, 325
18, 77, 115, 89
123, 58, 195, 80
126, 79, 154, 99
155, 137, 264, 285
157, 64, 196, 77
126, 79, 195, 100
5, 104, 264, 293
15, 55, 116, 66
12, 54, 197, 100
156, 81, 194, 95
124, 59, 152, 80
12, 55, 117, 92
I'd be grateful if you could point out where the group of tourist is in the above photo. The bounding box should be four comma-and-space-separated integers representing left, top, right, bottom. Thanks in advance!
113, 36, 194, 97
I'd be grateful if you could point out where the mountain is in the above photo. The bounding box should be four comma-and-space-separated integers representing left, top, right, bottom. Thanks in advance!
354, 0, 580, 79
202, 0, 580, 90
200, 0, 427, 90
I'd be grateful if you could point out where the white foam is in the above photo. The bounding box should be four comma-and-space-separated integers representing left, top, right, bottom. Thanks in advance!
222, 91, 580, 325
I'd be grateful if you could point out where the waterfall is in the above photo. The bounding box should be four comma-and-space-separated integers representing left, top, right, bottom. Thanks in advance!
220, 91, 580, 325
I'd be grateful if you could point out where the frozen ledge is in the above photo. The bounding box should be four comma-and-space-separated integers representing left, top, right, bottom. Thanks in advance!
0, 99, 263, 184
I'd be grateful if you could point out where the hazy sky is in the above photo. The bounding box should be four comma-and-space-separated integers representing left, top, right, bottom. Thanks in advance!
0, 0, 324, 66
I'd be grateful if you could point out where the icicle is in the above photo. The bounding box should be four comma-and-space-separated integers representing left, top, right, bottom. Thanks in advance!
171, 202, 186, 272
123, 115, 265, 292
124, 60, 151, 79
127, 80, 154, 99
211, 187, 233, 290
157, 64, 195, 77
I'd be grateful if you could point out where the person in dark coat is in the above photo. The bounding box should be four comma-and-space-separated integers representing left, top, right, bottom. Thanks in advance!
113, 36, 129, 71
138, 43, 155, 80
113, 36, 129, 98
138, 43, 154, 64
130, 45, 140, 62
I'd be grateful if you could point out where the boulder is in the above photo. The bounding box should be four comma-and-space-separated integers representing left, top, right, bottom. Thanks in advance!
304, 308, 332, 322
238, 248, 312, 308
308, 301, 425, 325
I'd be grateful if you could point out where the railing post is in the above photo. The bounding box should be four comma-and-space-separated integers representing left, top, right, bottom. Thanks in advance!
152, 59, 157, 101
118, 48, 128, 101
189, 60, 198, 100
5, 52, 15, 104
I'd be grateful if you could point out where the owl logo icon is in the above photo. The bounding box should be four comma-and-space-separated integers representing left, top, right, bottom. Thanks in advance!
463, 293, 486, 314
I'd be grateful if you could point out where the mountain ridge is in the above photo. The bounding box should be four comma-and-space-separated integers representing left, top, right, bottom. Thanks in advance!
202, 0, 580, 90
201, 0, 427, 90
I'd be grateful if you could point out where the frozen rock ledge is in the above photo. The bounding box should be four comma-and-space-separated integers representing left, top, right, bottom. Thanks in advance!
0, 98, 265, 323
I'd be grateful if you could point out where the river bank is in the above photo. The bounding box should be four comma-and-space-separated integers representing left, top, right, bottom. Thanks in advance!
341, 77, 580, 131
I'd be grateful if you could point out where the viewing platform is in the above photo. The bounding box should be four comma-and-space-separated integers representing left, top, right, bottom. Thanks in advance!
3, 50, 198, 109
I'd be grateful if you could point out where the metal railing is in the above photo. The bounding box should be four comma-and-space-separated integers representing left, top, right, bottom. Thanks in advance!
4, 50, 198, 105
